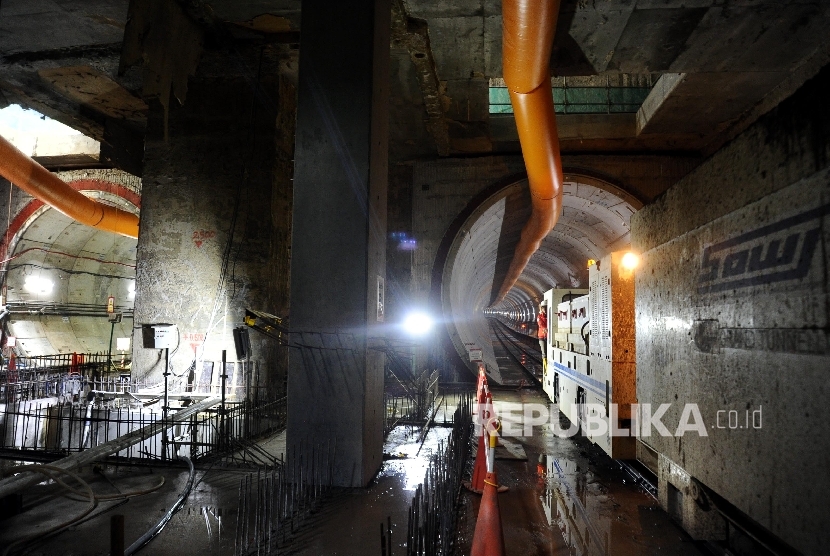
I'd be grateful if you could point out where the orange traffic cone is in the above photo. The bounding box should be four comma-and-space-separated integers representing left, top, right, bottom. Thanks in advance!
469, 431, 487, 492
467, 368, 488, 494
470, 428, 506, 556
470, 473, 506, 556
476, 362, 487, 393
468, 389, 494, 492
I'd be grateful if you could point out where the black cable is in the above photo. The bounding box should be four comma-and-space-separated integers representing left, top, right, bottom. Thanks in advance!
5, 263, 133, 281
580, 320, 590, 349
125, 457, 195, 555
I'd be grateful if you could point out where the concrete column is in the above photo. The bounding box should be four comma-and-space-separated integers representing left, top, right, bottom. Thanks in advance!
133, 46, 287, 394
288, 0, 390, 486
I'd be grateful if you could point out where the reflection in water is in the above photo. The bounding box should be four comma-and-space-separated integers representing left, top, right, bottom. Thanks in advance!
539, 454, 608, 556
181, 506, 224, 551
377, 425, 452, 491
531, 437, 698, 556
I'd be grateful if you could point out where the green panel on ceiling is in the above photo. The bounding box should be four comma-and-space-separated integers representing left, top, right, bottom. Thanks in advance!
489, 85, 652, 115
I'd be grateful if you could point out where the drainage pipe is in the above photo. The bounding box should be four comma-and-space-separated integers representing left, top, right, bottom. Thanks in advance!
493, 0, 563, 303
0, 134, 139, 238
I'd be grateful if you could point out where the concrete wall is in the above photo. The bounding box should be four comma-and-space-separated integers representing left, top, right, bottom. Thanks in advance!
409, 154, 699, 312
411, 157, 525, 307
632, 65, 830, 554
407, 155, 694, 380
443, 191, 516, 383
133, 46, 285, 393
287, 0, 389, 487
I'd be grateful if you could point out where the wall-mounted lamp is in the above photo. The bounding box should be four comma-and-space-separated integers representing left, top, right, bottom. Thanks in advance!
403, 311, 434, 337
621, 252, 640, 271
24, 276, 53, 294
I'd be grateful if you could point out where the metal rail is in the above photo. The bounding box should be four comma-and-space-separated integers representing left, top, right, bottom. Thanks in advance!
488, 317, 544, 386
0, 397, 218, 499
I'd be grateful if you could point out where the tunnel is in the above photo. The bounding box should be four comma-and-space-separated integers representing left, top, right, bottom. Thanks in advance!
1, 174, 139, 355
0, 0, 829, 555
436, 172, 642, 385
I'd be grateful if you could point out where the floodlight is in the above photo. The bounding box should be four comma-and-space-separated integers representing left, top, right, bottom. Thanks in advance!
403, 312, 433, 336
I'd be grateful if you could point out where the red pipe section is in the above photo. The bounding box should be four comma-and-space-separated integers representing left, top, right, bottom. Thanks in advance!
493, 0, 563, 304
0, 134, 139, 238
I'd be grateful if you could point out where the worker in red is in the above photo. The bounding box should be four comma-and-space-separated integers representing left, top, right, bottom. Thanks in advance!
537, 304, 548, 371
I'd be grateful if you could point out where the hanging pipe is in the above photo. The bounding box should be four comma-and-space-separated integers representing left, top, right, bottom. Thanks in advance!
493, 0, 563, 304
0, 134, 139, 238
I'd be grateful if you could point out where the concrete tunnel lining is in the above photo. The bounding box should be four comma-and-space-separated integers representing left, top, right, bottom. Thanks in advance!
439, 173, 641, 383
2, 173, 140, 356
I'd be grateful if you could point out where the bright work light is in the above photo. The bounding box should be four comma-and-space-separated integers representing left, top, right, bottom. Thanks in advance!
24, 276, 53, 294
403, 312, 433, 336
621, 251, 640, 270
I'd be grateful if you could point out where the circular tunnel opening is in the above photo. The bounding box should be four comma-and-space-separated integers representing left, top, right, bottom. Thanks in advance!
436, 172, 643, 384
1, 177, 140, 356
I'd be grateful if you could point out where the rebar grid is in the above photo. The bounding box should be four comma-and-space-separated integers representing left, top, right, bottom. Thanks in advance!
234, 440, 336, 555
404, 391, 473, 556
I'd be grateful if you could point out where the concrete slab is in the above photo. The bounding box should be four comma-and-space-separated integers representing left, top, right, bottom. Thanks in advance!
609, 7, 709, 73
428, 17, 485, 80
0, 4, 124, 55
38, 66, 147, 124
495, 436, 527, 461
638, 71, 786, 135
670, 3, 829, 73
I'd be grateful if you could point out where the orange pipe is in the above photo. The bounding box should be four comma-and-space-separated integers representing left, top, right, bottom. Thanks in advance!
0, 134, 139, 238
494, 0, 563, 304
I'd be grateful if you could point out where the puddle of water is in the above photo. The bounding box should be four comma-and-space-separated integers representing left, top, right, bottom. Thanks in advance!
477, 389, 702, 556
378, 425, 452, 491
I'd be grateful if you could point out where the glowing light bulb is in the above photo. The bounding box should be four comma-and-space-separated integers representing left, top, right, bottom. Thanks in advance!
24, 276, 53, 294
621, 252, 640, 270
403, 312, 433, 336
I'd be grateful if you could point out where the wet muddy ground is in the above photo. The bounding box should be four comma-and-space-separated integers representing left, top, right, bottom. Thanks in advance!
1, 390, 704, 555
458, 388, 706, 556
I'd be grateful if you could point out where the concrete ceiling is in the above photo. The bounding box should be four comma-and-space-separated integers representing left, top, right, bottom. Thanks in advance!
1, 0, 828, 359
392, 0, 830, 154
3, 0, 826, 159
0, 0, 127, 56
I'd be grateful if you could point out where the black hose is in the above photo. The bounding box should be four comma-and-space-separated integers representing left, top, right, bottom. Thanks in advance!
580, 320, 590, 351
124, 456, 195, 555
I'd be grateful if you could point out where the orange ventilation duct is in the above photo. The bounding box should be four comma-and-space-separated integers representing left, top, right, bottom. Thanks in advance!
493, 0, 563, 304
0, 134, 139, 239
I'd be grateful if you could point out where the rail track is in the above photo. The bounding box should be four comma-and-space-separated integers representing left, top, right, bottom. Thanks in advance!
488, 317, 544, 387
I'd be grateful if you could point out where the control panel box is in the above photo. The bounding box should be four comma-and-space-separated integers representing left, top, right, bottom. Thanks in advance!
543, 252, 637, 459
141, 324, 178, 349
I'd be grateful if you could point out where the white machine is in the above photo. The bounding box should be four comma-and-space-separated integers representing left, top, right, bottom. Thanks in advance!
542, 251, 637, 459
541, 287, 588, 400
